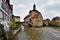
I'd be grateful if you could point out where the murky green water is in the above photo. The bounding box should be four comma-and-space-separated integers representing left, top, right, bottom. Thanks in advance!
13, 27, 60, 40
13, 28, 43, 40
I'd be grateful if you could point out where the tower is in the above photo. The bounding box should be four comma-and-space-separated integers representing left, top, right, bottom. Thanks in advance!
29, 3, 43, 27
33, 3, 36, 10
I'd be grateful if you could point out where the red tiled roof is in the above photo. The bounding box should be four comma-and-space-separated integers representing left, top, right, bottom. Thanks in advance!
24, 15, 30, 19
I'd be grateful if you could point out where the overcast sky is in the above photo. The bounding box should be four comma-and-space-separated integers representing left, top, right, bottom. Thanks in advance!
10, 0, 60, 22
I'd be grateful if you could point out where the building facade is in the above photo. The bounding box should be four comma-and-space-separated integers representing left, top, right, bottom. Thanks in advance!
29, 4, 43, 27
13, 15, 20, 22
24, 15, 30, 23
52, 17, 60, 26
24, 4, 43, 27
43, 19, 50, 26
0, 0, 13, 31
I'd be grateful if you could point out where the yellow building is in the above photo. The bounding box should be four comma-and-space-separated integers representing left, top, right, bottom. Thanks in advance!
52, 17, 60, 26
29, 4, 43, 27
13, 15, 20, 22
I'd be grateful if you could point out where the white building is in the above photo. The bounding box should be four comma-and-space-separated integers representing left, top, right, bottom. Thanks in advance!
0, 0, 13, 31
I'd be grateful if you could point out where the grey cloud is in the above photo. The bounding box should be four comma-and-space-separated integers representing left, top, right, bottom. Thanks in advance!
36, 0, 48, 6
46, 4, 60, 12
10, 0, 60, 21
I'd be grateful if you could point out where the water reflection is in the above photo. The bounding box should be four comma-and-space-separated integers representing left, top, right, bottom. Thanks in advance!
21, 26, 24, 30
24, 28, 43, 40
13, 28, 43, 40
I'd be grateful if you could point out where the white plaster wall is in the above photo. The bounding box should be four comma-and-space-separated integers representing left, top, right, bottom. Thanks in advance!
0, 0, 2, 9
0, 11, 3, 19
0, 0, 12, 31
0, 11, 3, 23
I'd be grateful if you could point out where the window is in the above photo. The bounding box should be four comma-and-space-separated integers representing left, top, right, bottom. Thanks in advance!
2, 14, 4, 20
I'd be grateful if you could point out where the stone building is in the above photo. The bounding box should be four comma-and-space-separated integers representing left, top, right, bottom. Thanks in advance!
24, 15, 32, 27
52, 17, 60, 26
29, 4, 43, 27
24, 4, 43, 27
43, 19, 50, 26
13, 15, 20, 22
24, 15, 30, 23
0, 0, 13, 31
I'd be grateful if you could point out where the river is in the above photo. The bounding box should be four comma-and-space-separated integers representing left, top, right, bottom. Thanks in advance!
13, 27, 60, 40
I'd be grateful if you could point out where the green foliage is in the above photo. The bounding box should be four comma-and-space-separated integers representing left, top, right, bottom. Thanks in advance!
0, 24, 8, 40
48, 21, 55, 26
49, 16, 60, 27
10, 19, 21, 30
43, 23, 46, 27
9, 26, 14, 30
2, 30, 8, 40
48, 21, 60, 27
0, 24, 4, 28
10, 19, 17, 29
15, 22, 20, 26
